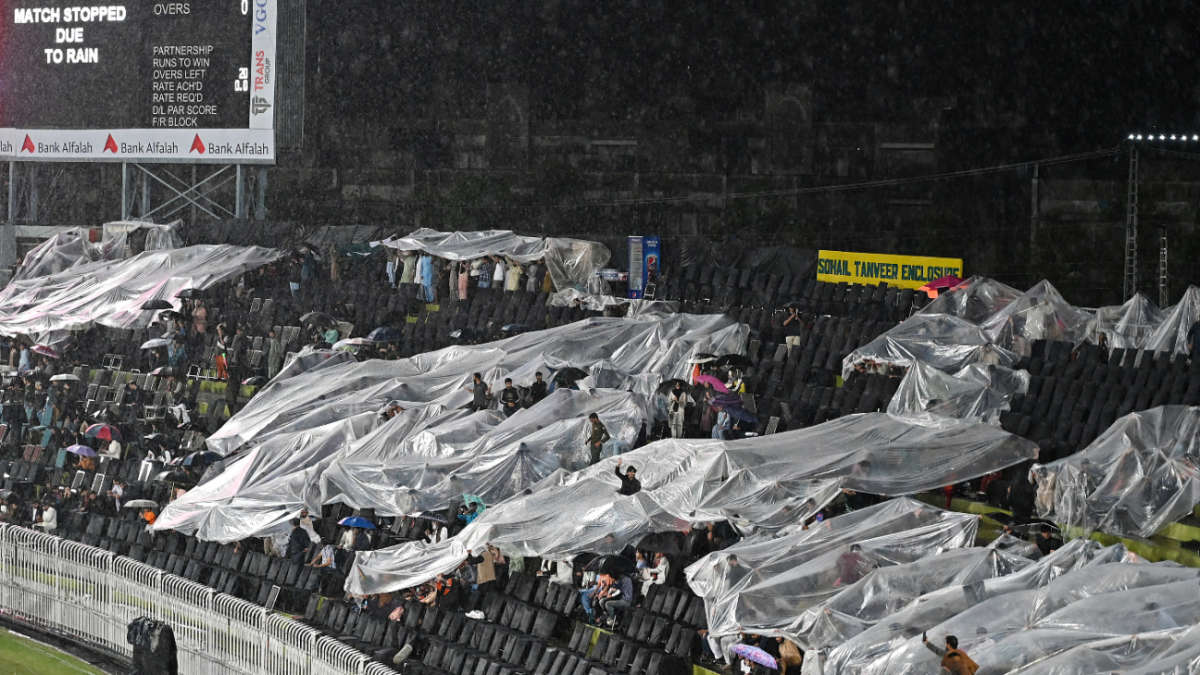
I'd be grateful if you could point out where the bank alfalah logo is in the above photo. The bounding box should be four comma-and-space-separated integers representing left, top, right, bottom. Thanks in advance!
251, 97, 271, 115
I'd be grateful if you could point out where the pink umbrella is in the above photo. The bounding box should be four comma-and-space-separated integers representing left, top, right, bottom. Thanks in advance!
31, 344, 60, 359
693, 374, 729, 392
918, 275, 964, 299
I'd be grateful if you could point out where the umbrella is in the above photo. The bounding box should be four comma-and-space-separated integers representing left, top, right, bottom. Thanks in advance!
158, 310, 182, 320
123, 499, 158, 510
719, 405, 759, 426
65, 444, 97, 457
155, 470, 195, 485
732, 644, 778, 670
0, 489, 13, 500
714, 354, 754, 370
300, 312, 336, 327
143, 432, 167, 442
182, 451, 221, 467
84, 423, 121, 442
635, 532, 686, 557
367, 326, 403, 343
149, 367, 176, 376
693, 374, 729, 392
31, 345, 60, 359
656, 379, 691, 395
687, 353, 717, 364
338, 516, 376, 530
918, 274, 964, 299
175, 288, 206, 299
49, 374, 81, 383
140, 338, 170, 350
583, 554, 636, 577
242, 376, 266, 386
141, 299, 173, 311
553, 367, 589, 386
333, 337, 373, 351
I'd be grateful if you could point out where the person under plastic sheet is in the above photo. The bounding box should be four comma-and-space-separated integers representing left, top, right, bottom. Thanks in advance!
498, 378, 521, 417
587, 412, 611, 464
615, 458, 641, 495
527, 371, 549, 406
667, 381, 692, 438
833, 544, 872, 587
464, 372, 492, 412
922, 632, 979, 675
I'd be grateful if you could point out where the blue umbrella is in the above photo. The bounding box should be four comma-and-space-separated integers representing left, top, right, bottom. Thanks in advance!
720, 405, 759, 425
367, 326, 403, 343
338, 516, 376, 529
182, 451, 221, 467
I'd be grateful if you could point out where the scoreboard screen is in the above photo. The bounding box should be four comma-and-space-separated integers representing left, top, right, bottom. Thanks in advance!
0, 0, 277, 163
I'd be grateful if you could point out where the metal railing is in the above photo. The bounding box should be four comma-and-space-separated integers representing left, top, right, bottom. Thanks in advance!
0, 524, 371, 675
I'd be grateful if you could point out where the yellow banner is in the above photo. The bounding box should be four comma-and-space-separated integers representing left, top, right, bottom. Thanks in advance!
816, 250, 963, 290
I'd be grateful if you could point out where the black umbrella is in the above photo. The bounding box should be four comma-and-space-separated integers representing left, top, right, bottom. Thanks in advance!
584, 554, 637, 577
636, 531, 687, 557
175, 288, 206, 299
182, 451, 221, 467
714, 354, 754, 370
656, 379, 691, 395
141, 299, 173, 311
300, 312, 336, 327
367, 326, 403, 343
553, 367, 589, 386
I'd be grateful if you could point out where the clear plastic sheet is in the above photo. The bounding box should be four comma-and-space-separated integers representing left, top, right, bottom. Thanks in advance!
685, 498, 981, 640
1031, 405, 1200, 539
847, 559, 1200, 674
842, 313, 1017, 379
919, 276, 1023, 324
1087, 293, 1165, 349
819, 539, 1149, 673
887, 362, 1030, 424
1144, 285, 1200, 355
158, 314, 744, 542
0, 243, 281, 344
373, 228, 611, 290
346, 414, 1037, 595
978, 280, 1094, 355
547, 288, 680, 317
784, 547, 1031, 651
12, 220, 183, 283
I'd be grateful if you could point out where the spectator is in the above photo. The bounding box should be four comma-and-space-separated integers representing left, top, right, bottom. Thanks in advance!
1189, 320, 1200, 360
777, 637, 803, 674
527, 372, 548, 406
266, 329, 284, 379
465, 373, 491, 412
467, 546, 498, 594
1036, 526, 1061, 557
922, 633, 978, 675
597, 572, 634, 628
141, 508, 157, 526
615, 459, 641, 495
833, 544, 869, 587
475, 259, 491, 289
456, 261, 470, 301
504, 259, 522, 292
33, 500, 57, 532
667, 381, 691, 438
639, 551, 669, 596
587, 413, 610, 464
498, 378, 521, 417
285, 519, 309, 564
579, 573, 612, 624
17, 342, 33, 375
167, 336, 188, 371
215, 324, 231, 380
308, 543, 337, 569
493, 257, 506, 293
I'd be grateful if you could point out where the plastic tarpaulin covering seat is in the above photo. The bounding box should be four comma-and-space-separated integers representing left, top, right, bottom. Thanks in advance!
1144, 285, 1200, 355
820, 540, 1197, 674
978, 280, 1094, 355
1031, 405, 1200, 539
345, 413, 1037, 595
373, 227, 610, 290
1087, 292, 1165, 349
842, 313, 1017, 380
0, 243, 281, 344
887, 362, 1030, 424
919, 276, 1023, 324
12, 220, 183, 283
684, 498, 981, 640
157, 314, 744, 543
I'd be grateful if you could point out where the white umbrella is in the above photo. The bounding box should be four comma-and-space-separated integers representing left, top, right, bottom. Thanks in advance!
123, 499, 158, 510
49, 374, 81, 382
333, 337, 373, 351
140, 338, 170, 350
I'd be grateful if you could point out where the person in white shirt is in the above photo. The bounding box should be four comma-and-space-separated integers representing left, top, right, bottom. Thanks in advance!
103, 439, 122, 460
337, 527, 356, 550
299, 509, 321, 544
493, 257, 506, 290
308, 543, 337, 569
34, 503, 57, 533
639, 552, 670, 596
110, 481, 124, 510
504, 261, 522, 291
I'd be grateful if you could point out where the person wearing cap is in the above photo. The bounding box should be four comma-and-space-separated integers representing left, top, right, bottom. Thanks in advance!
615, 458, 641, 495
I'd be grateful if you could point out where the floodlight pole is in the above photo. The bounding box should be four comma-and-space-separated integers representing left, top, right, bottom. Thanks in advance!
1122, 144, 1139, 300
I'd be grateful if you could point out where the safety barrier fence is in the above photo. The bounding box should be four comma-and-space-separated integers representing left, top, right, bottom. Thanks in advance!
0, 524, 371, 675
